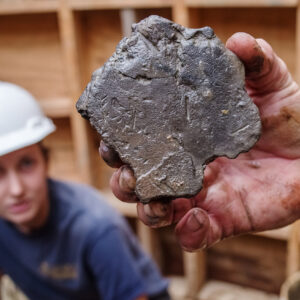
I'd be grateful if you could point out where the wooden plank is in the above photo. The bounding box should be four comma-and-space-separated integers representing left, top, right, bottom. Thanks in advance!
0, 0, 59, 15
296, 0, 300, 84
172, 0, 189, 26
69, 0, 172, 10
255, 225, 292, 241
186, 0, 297, 8
137, 221, 163, 267
58, 0, 93, 184
40, 97, 72, 118
286, 221, 300, 276
120, 8, 137, 37
286, 0, 300, 277
183, 251, 206, 299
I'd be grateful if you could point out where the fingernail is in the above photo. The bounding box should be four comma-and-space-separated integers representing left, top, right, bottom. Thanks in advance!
145, 202, 170, 218
143, 203, 172, 228
119, 166, 136, 193
152, 202, 169, 218
144, 203, 168, 218
144, 204, 154, 217
187, 211, 204, 232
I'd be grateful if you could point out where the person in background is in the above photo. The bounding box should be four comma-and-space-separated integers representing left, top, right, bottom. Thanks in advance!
99, 32, 300, 251
0, 81, 170, 300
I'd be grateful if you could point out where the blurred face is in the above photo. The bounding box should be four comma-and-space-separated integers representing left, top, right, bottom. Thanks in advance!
0, 144, 49, 234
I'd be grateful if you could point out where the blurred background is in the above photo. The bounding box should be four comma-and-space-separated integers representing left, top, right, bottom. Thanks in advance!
0, 0, 300, 299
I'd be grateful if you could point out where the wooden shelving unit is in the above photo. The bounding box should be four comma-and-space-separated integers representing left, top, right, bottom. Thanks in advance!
1, 0, 300, 299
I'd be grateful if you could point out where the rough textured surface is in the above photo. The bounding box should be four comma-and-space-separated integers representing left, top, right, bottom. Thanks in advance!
77, 15, 261, 203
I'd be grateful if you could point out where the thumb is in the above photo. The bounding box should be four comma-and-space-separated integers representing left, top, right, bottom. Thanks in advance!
175, 208, 222, 251
226, 32, 292, 98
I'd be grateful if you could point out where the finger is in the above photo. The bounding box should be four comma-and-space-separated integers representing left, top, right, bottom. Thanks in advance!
119, 165, 136, 193
226, 32, 268, 78
110, 166, 138, 203
226, 32, 292, 98
188, 162, 221, 208
172, 198, 194, 223
99, 140, 123, 168
170, 163, 221, 224
175, 208, 222, 251
137, 201, 174, 228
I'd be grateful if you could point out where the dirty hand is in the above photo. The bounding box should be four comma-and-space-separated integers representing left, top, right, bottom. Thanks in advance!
99, 32, 300, 251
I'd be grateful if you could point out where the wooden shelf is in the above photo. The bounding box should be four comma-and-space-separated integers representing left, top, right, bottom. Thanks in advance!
185, 0, 298, 7
69, 0, 173, 10
0, 0, 59, 15
40, 97, 73, 118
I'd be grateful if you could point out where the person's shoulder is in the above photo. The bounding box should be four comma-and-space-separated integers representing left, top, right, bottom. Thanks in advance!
49, 178, 103, 201
49, 178, 110, 209
48, 178, 124, 231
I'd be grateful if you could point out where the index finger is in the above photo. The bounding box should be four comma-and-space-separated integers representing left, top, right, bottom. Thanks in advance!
99, 140, 123, 168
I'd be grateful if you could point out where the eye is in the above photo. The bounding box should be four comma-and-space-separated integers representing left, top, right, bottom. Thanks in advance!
18, 157, 36, 172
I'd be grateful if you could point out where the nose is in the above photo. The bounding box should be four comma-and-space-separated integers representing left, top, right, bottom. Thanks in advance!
8, 171, 25, 197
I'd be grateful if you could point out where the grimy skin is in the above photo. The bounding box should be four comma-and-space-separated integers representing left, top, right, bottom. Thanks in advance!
100, 32, 300, 251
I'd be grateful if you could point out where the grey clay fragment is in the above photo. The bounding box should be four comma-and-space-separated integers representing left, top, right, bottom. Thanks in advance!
77, 15, 261, 203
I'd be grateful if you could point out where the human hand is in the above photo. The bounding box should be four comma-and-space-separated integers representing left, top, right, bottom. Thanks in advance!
99, 32, 300, 251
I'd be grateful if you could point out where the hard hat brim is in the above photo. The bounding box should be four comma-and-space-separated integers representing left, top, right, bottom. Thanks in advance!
0, 119, 56, 156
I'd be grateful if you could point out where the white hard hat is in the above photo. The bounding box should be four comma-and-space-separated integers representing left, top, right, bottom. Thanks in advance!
0, 82, 56, 156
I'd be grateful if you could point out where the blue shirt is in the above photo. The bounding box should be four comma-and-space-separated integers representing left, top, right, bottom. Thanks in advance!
0, 179, 168, 300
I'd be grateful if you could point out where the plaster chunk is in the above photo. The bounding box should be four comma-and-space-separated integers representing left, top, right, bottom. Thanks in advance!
77, 15, 261, 203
